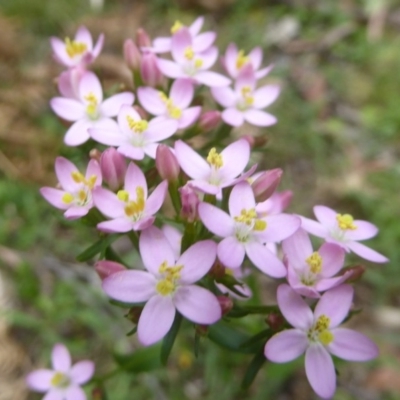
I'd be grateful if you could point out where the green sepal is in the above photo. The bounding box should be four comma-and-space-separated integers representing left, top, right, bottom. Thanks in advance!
241, 347, 266, 389
161, 312, 182, 365
76, 234, 120, 262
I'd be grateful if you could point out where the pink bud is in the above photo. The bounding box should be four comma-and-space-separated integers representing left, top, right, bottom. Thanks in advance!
156, 145, 180, 182
217, 295, 233, 315
277, 190, 293, 212
140, 52, 164, 87
266, 312, 285, 331
241, 134, 255, 148
95, 260, 126, 280
252, 168, 282, 202
179, 183, 200, 222
100, 148, 127, 191
57, 66, 85, 99
198, 111, 221, 132
123, 39, 141, 71
136, 28, 151, 48
89, 148, 102, 162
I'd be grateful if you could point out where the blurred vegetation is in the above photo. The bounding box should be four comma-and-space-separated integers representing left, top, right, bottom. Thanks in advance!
0, 0, 400, 399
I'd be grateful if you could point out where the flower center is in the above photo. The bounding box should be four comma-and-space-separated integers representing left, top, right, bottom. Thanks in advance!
241, 86, 254, 106
236, 50, 250, 70
126, 115, 148, 133
207, 148, 223, 169
305, 252, 322, 274
234, 208, 267, 242
84, 92, 99, 120
61, 172, 97, 206
308, 314, 334, 345
64, 38, 87, 58
171, 21, 184, 34
184, 46, 194, 61
336, 213, 357, 230
117, 187, 146, 220
156, 261, 183, 296
51, 372, 70, 388
158, 92, 182, 119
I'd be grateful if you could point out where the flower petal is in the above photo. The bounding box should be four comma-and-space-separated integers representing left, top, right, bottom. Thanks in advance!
170, 78, 194, 108
211, 87, 236, 108
193, 31, 216, 52
92, 187, 124, 218
218, 236, 245, 269
40, 188, 69, 210
138, 86, 166, 115
300, 216, 328, 238
70, 361, 95, 385
244, 109, 277, 127
221, 108, 244, 127
156, 58, 183, 79
218, 139, 250, 181
228, 181, 255, 217
198, 202, 234, 237
124, 162, 148, 199
97, 218, 133, 233
259, 214, 301, 243
178, 107, 201, 129
79, 71, 102, 103
100, 92, 134, 117
52, 344, 71, 372
175, 140, 209, 179
319, 242, 345, 277
65, 385, 86, 400
64, 120, 91, 146
253, 85, 280, 109
347, 241, 388, 263
50, 98, 84, 121
43, 391, 64, 400
195, 71, 231, 87
282, 228, 313, 268
145, 180, 168, 216
26, 370, 54, 392
313, 205, 337, 230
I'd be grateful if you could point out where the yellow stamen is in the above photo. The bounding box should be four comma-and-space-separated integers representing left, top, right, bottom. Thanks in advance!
123, 186, 145, 218
62, 193, 74, 204
194, 58, 203, 68
156, 279, 175, 296
87, 175, 97, 189
241, 86, 254, 105
336, 214, 357, 230
207, 148, 223, 169
236, 50, 250, 69
71, 171, 85, 184
156, 261, 183, 296
184, 46, 194, 60
126, 115, 148, 133
315, 315, 330, 331
158, 91, 169, 102
306, 252, 322, 274
117, 190, 129, 202
171, 21, 183, 34
51, 372, 70, 388
234, 209, 257, 225
254, 219, 267, 231
318, 330, 334, 345
64, 37, 87, 58
84, 92, 98, 118
78, 189, 87, 203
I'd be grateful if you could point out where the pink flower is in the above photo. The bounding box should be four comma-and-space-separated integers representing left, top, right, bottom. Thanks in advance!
50, 26, 104, 68
50, 71, 134, 146
89, 105, 177, 160
282, 228, 351, 298
93, 162, 167, 232
174, 138, 254, 200
156, 28, 230, 87
26, 343, 94, 400
138, 79, 201, 129
211, 65, 279, 127
265, 284, 378, 399
222, 43, 273, 80
256, 190, 293, 216
40, 157, 102, 219
100, 147, 127, 191
300, 205, 388, 263
102, 226, 221, 346
57, 66, 85, 100
151, 16, 215, 54
198, 181, 300, 277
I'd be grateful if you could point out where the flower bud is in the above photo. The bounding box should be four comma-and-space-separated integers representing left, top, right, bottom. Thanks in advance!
198, 111, 221, 132
217, 295, 233, 315
57, 66, 85, 99
123, 39, 141, 71
126, 306, 143, 324
208, 260, 226, 279
100, 148, 127, 191
179, 183, 200, 222
156, 145, 180, 182
89, 148, 102, 162
140, 52, 164, 87
95, 260, 126, 280
252, 168, 282, 202
195, 324, 209, 336
241, 134, 255, 148
136, 28, 151, 48
92, 387, 105, 400
341, 264, 366, 283
266, 312, 285, 331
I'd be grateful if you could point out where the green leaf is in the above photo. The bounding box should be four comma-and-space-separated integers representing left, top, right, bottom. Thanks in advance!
239, 329, 273, 349
241, 348, 266, 389
114, 345, 162, 373
161, 312, 182, 365
76, 234, 119, 262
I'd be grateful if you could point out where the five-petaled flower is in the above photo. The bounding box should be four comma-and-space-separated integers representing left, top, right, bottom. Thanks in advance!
26, 343, 94, 400
102, 226, 221, 345
265, 284, 378, 399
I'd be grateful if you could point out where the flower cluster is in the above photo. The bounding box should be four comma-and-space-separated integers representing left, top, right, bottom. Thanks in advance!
32, 18, 388, 399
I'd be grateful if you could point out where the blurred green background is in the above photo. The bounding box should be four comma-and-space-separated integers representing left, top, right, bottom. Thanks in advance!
0, 0, 399, 399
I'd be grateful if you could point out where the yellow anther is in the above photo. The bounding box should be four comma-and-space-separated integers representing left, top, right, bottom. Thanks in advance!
158, 91, 169, 102
306, 252, 323, 274
194, 58, 203, 68
64, 37, 87, 58
184, 46, 194, 60
241, 86, 254, 105
254, 219, 267, 231
117, 190, 129, 202
51, 372, 70, 388
71, 171, 85, 184
171, 21, 183, 34
236, 50, 250, 69
168, 103, 182, 119
156, 279, 175, 296
315, 315, 330, 332
84, 92, 98, 118
207, 148, 223, 169
78, 190, 87, 203
62, 193, 74, 204
87, 175, 97, 189
336, 214, 357, 230
234, 209, 257, 225
156, 261, 183, 296
126, 115, 148, 133
318, 330, 334, 346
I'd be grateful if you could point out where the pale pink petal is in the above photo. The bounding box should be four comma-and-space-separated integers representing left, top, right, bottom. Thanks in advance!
138, 295, 176, 346
314, 284, 353, 328
255, 65, 274, 80
245, 241, 286, 278
235, 65, 255, 91
193, 31, 216, 52
85, 159, 101, 185
64, 120, 91, 146
118, 144, 145, 160
319, 243, 345, 277
26, 370, 54, 392
224, 43, 238, 77
50, 98, 84, 121
146, 117, 178, 141
170, 79, 194, 108
300, 216, 328, 238
89, 127, 123, 147
75, 26, 93, 48
198, 202, 234, 237
264, 329, 308, 362
178, 106, 201, 129
218, 236, 245, 269
314, 273, 352, 292
124, 162, 147, 198
100, 92, 134, 117
65, 386, 86, 400
138, 87, 166, 115
50, 37, 73, 67
277, 284, 313, 330
54, 158, 80, 191
92, 187, 124, 218
211, 87, 236, 108
70, 361, 95, 385
79, 71, 102, 102
97, 218, 133, 233
139, 226, 175, 275
57, 68, 82, 99
52, 344, 71, 372
228, 181, 255, 217
282, 228, 313, 268
175, 140, 209, 179
145, 180, 168, 215
92, 117, 119, 134
152, 37, 171, 53
43, 391, 64, 400
313, 205, 337, 229
244, 109, 277, 127
103, 270, 156, 303
156, 58, 183, 79
171, 28, 192, 64
92, 33, 104, 58
196, 71, 231, 87
190, 180, 220, 196
174, 285, 221, 324
178, 240, 217, 284
328, 328, 379, 361
64, 206, 89, 219
253, 85, 280, 109
346, 241, 388, 263
40, 188, 69, 210
198, 47, 218, 70
345, 221, 378, 240
219, 139, 250, 181
161, 225, 182, 260
221, 108, 244, 127
117, 105, 141, 133
305, 344, 336, 399
249, 47, 262, 69
143, 143, 159, 159
189, 16, 204, 36
259, 214, 301, 243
